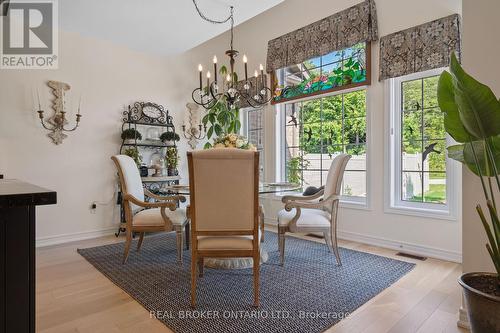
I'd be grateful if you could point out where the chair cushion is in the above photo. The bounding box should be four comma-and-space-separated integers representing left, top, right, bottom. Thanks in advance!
197, 231, 261, 251
278, 208, 331, 231
133, 207, 187, 227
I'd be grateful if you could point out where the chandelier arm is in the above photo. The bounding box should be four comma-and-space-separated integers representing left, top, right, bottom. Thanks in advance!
191, 88, 214, 108
39, 118, 54, 131
63, 123, 80, 132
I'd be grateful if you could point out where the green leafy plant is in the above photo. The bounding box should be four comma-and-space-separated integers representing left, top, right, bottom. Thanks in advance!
286, 155, 311, 185
121, 128, 142, 141
123, 147, 142, 167
437, 53, 500, 278
202, 65, 241, 149
165, 147, 179, 169
160, 131, 180, 143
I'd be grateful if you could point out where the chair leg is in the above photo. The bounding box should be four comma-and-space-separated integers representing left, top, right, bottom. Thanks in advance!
278, 226, 286, 266
331, 205, 342, 266
184, 222, 190, 250
191, 252, 197, 308
136, 232, 145, 252
123, 230, 132, 264
253, 251, 260, 307
332, 231, 342, 266
198, 257, 204, 277
175, 226, 183, 264
323, 232, 333, 253
259, 206, 265, 242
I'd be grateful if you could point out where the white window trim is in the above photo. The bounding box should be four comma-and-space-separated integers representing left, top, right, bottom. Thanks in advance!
241, 107, 265, 180
385, 68, 460, 221
275, 85, 371, 209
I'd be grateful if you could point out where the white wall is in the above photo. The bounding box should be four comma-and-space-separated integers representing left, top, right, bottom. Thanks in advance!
177, 0, 463, 261
0, 0, 465, 260
461, 0, 499, 273
0, 31, 190, 245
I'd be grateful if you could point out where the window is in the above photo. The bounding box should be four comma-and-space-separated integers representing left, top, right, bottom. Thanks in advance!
388, 69, 459, 218
272, 42, 370, 104
281, 89, 367, 202
243, 108, 265, 179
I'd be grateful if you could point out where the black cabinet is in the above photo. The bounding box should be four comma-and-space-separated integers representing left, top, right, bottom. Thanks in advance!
0, 180, 56, 333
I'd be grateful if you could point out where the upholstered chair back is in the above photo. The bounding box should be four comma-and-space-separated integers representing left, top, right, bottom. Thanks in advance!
112, 155, 145, 213
323, 154, 351, 201
188, 149, 258, 232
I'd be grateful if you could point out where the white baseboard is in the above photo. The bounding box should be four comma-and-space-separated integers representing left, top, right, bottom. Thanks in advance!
337, 230, 462, 263
264, 218, 461, 263
36, 227, 118, 247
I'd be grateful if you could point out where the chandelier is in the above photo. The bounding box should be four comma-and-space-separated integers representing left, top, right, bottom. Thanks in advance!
191, 1, 272, 111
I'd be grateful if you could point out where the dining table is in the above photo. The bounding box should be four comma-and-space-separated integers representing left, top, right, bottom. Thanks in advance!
162, 183, 302, 269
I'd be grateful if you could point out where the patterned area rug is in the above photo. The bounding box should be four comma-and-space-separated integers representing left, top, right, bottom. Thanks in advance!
78, 231, 414, 333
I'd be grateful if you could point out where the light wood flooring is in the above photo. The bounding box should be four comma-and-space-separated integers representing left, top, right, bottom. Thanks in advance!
36, 228, 467, 333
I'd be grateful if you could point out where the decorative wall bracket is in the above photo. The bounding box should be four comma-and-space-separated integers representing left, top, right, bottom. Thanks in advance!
36, 80, 82, 145
182, 102, 206, 149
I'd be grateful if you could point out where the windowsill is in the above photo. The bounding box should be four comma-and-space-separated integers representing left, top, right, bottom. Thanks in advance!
340, 199, 370, 211
260, 192, 370, 211
384, 204, 457, 221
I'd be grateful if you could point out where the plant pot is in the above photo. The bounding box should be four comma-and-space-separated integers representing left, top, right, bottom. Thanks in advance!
162, 140, 174, 146
124, 138, 137, 144
167, 168, 178, 177
459, 272, 500, 333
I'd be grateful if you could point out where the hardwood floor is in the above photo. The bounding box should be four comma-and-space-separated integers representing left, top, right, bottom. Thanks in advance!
36, 229, 467, 333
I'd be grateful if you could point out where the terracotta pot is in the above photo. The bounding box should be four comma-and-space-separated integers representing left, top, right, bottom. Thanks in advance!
459, 272, 500, 333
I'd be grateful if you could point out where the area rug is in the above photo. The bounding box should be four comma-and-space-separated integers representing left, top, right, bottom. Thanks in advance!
78, 231, 415, 333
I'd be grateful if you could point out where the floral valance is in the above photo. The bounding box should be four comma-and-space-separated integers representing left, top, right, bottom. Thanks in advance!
379, 14, 461, 80
266, 0, 378, 73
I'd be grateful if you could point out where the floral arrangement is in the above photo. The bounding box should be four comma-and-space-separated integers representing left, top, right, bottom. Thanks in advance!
212, 133, 256, 150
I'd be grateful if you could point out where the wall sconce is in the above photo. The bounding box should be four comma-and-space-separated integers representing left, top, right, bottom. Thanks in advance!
182, 102, 206, 149
36, 80, 82, 145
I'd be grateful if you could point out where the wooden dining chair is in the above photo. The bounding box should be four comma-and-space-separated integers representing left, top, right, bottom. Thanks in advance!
278, 153, 351, 266
187, 149, 260, 308
112, 155, 188, 264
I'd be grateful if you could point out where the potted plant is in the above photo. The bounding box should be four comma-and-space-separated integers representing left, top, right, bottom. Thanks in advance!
286, 154, 310, 185
123, 147, 142, 168
437, 53, 500, 333
160, 131, 180, 146
165, 147, 179, 176
121, 128, 142, 144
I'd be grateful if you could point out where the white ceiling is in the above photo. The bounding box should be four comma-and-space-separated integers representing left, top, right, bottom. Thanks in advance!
60, 0, 283, 55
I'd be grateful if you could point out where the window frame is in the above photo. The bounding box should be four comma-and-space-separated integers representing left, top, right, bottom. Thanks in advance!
277, 85, 371, 207
241, 107, 265, 180
386, 68, 460, 220
270, 42, 372, 105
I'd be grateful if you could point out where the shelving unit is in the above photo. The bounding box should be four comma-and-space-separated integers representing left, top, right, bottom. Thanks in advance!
116, 102, 181, 237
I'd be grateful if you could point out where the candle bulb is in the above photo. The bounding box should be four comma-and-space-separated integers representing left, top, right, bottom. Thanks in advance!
198, 64, 203, 90
213, 56, 218, 83
77, 96, 82, 115
260, 64, 265, 90
36, 89, 41, 110
243, 55, 248, 81
206, 71, 211, 92
254, 71, 258, 98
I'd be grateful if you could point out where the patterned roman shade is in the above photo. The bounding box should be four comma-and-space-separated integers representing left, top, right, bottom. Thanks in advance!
379, 14, 461, 80
266, 0, 378, 73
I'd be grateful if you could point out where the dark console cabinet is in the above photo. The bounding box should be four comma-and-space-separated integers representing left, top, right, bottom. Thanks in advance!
0, 180, 56, 333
